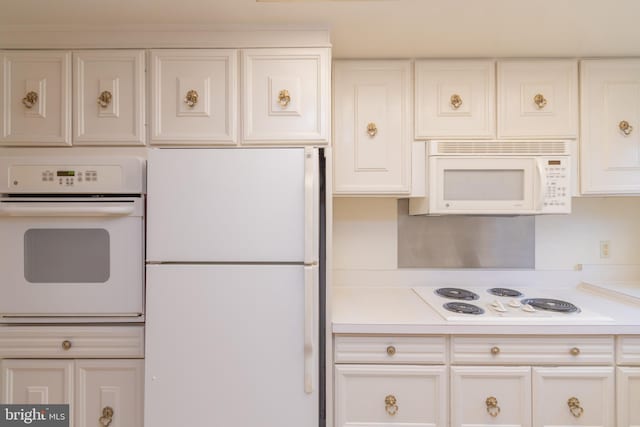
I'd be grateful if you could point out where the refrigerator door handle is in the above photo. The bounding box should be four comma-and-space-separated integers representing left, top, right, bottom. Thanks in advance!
304, 148, 319, 265
303, 265, 316, 394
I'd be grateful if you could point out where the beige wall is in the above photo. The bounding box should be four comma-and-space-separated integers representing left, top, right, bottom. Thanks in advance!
333, 197, 640, 272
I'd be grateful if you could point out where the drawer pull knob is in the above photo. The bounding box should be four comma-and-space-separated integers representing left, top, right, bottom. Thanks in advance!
534, 93, 547, 109
61, 340, 72, 350
367, 122, 378, 137
22, 91, 38, 109
570, 347, 580, 356
386, 345, 396, 356
490, 346, 500, 355
97, 90, 113, 108
619, 120, 633, 136
278, 89, 291, 108
99, 406, 114, 427
450, 94, 463, 109
184, 90, 199, 107
567, 397, 584, 417
384, 395, 398, 416
486, 396, 501, 417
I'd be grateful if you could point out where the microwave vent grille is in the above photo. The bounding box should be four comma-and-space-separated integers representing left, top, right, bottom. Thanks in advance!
432, 141, 569, 155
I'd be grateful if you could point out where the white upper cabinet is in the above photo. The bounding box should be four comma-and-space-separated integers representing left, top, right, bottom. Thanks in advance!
150, 49, 237, 145
580, 59, 640, 194
0, 51, 71, 146
74, 50, 145, 146
333, 60, 412, 195
242, 48, 330, 144
415, 59, 495, 139
497, 59, 578, 138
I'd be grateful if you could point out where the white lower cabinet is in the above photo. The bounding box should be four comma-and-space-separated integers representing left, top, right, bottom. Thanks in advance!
1, 359, 143, 427
617, 367, 640, 427
451, 366, 531, 427
532, 367, 614, 427
335, 365, 448, 427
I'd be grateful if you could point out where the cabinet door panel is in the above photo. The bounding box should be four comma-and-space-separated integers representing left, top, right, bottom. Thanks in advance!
333, 60, 411, 194
451, 366, 531, 427
0, 51, 71, 146
1, 359, 73, 405
532, 367, 614, 427
498, 60, 578, 138
415, 60, 495, 139
75, 360, 143, 427
74, 50, 145, 145
335, 364, 447, 427
617, 367, 640, 427
242, 48, 329, 144
150, 49, 237, 144
581, 59, 640, 194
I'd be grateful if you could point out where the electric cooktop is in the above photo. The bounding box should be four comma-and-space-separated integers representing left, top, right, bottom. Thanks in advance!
413, 286, 613, 323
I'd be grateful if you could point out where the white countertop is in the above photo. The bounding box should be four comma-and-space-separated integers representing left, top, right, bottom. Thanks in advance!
332, 283, 640, 335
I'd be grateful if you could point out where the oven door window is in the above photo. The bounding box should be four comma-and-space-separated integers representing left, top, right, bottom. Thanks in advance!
24, 229, 110, 283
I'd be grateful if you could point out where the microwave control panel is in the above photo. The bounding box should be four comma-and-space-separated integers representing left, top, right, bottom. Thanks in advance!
541, 157, 571, 213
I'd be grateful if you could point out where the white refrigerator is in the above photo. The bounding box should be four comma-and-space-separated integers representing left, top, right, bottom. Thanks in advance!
145, 148, 324, 427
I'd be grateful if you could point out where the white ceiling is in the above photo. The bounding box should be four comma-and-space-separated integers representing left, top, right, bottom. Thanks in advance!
2, 0, 640, 58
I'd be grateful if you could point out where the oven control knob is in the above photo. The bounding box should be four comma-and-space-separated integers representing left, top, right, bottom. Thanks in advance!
62, 340, 72, 351
490, 346, 501, 355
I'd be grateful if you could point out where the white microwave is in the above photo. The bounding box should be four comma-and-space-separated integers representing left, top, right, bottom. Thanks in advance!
409, 141, 572, 215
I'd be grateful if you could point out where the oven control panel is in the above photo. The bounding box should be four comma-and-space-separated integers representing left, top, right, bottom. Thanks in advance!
7, 165, 123, 193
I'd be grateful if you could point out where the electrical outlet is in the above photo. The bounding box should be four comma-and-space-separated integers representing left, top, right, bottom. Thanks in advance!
600, 240, 611, 259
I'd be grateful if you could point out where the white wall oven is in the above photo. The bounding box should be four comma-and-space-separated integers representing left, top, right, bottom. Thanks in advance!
0, 157, 145, 322
410, 141, 572, 215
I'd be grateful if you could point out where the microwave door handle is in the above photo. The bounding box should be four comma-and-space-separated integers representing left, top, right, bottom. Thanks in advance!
536, 159, 547, 210
0, 203, 135, 217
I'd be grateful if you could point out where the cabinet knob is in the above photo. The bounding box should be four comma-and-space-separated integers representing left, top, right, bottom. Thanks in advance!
490, 346, 500, 355
384, 395, 398, 415
486, 396, 501, 417
567, 397, 584, 418
570, 347, 580, 356
367, 122, 378, 137
22, 91, 38, 109
533, 93, 547, 109
99, 406, 114, 427
278, 89, 291, 108
97, 90, 113, 108
619, 120, 633, 136
386, 345, 396, 356
450, 94, 463, 109
184, 90, 199, 107
61, 340, 72, 350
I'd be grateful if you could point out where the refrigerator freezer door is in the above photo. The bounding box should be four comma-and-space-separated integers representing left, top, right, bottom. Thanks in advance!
145, 264, 318, 427
147, 148, 307, 263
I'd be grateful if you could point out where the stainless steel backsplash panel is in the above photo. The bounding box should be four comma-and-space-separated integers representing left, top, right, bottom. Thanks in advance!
398, 199, 534, 268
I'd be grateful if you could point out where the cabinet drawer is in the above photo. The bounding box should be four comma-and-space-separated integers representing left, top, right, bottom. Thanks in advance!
617, 336, 640, 365
335, 365, 448, 427
0, 326, 144, 358
451, 336, 614, 365
335, 335, 447, 364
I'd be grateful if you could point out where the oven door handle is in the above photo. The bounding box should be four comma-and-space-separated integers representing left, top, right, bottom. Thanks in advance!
0, 202, 135, 217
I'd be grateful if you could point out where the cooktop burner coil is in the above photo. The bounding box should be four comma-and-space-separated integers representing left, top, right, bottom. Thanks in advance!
520, 298, 580, 313
435, 287, 480, 301
443, 302, 485, 315
487, 287, 523, 297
